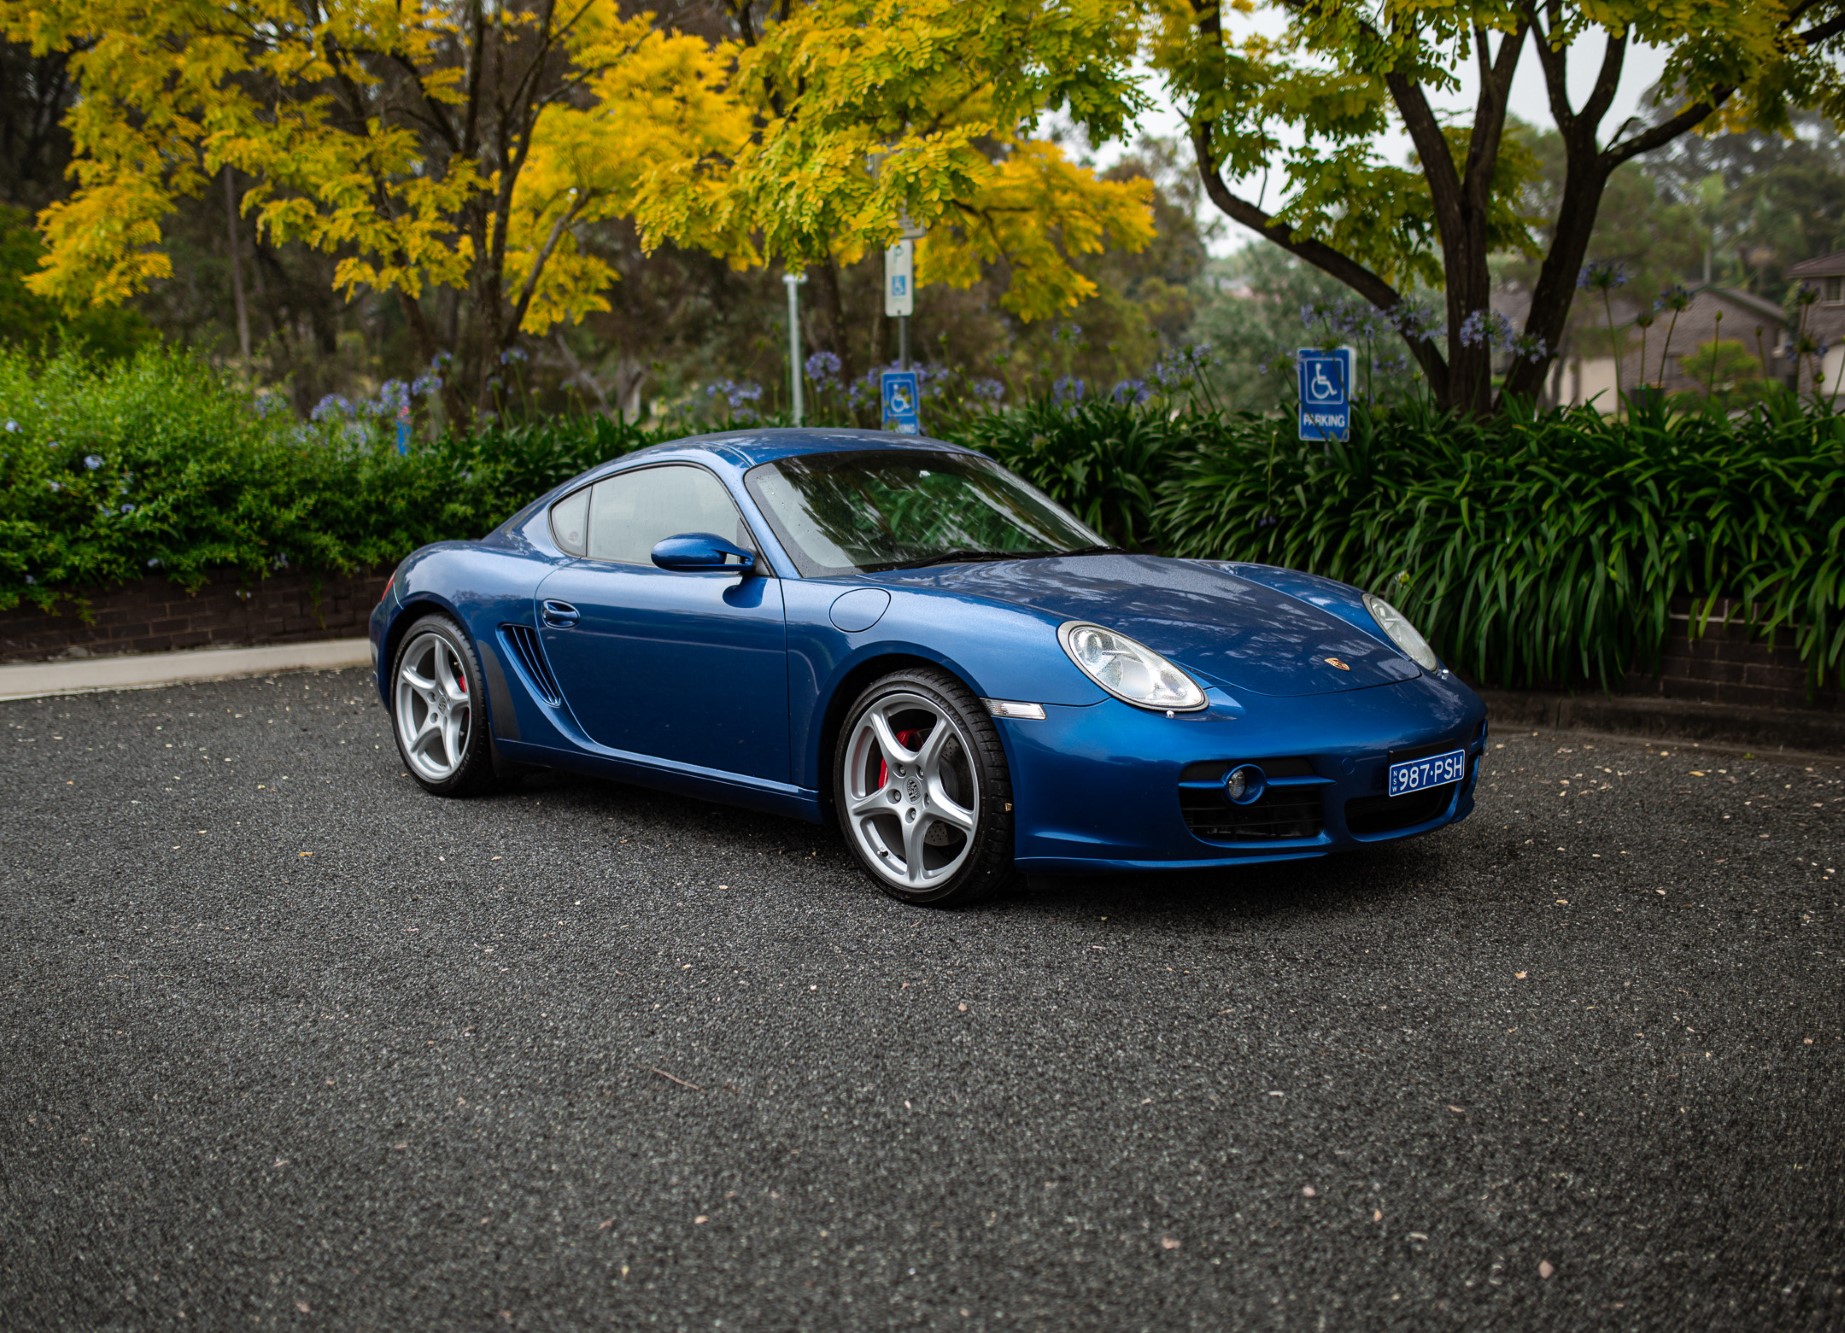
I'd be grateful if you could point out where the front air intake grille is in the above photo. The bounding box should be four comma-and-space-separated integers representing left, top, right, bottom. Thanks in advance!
1181, 785, 1323, 843
1344, 763, 1470, 836
500, 623, 561, 705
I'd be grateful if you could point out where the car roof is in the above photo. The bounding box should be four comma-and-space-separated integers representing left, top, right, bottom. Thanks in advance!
617, 427, 982, 470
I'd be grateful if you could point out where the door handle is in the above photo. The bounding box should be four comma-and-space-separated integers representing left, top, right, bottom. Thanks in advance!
541, 599, 580, 628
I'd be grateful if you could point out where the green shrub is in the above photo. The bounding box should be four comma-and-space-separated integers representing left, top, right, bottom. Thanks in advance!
0, 348, 660, 612
5, 346, 1841, 695
1154, 395, 1845, 692
966, 394, 1207, 550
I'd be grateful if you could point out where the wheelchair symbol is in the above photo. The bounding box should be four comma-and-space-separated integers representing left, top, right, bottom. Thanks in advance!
1306, 361, 1339, 402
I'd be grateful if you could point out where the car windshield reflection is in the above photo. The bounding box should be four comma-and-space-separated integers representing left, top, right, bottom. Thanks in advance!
744, 449, 1108, 577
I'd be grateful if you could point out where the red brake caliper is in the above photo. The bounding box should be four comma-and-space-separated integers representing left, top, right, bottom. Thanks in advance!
877, 728, 923, 788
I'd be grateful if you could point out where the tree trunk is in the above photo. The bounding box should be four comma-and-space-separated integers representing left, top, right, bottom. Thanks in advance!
1498, 144, 1611, 406
815, 259, 854, 386
222, 168, 251, 366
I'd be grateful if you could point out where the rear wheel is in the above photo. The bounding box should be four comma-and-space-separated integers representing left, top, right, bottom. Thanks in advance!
391, 614, 500, 796
834, 667, 1016, 906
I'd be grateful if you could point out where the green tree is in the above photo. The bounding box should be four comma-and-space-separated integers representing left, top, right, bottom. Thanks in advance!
0, 203, 147, 356
1148, 0, 1845, 414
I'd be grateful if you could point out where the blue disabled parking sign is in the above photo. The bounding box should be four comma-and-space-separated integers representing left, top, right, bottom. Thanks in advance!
1297, 348, 1353, 443
881, 370, 921, 435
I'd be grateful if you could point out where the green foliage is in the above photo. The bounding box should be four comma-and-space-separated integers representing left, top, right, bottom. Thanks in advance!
0, 347, 659, 612
1155, 396, 1845, 692
4, 347, 1842, 696
0, 204, 152, 359
965, 394, 1219, 551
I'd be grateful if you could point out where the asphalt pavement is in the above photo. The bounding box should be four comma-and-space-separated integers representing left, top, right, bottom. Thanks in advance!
1, 669, 1841, 1331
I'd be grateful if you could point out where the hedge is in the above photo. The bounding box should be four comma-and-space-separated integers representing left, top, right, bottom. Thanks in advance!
5, 348, 1842, 692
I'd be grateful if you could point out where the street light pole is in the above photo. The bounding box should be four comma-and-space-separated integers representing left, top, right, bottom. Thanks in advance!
783, 271, 806, 426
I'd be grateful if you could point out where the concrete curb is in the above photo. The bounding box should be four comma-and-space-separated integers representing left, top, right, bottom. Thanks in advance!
0, 637, 372, 702
1478, 688, 1845, 760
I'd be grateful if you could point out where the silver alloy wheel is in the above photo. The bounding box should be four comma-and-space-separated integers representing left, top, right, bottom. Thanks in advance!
842, 690, 979, 890
394, 630, 472, 783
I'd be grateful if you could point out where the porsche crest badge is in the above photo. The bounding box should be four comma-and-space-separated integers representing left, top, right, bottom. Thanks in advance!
1324, 656, 1352, 671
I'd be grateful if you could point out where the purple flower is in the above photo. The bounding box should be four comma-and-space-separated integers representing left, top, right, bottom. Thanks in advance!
120, 503, 135, 514
1457, 309, 1514, 349
3, 420, 16, 432
46, 480, 60, 493
1051, 375, 1086, 404
1577, 260, 1628, 291
84, 454, 103, 470
366, 380, 410, 416
1110, 378, 1149, 406
971, 378, 1005, 403
499, 346, 528, 366
411, 373, 443, 399
311, 394, 352, 422
804, 351, 842, 385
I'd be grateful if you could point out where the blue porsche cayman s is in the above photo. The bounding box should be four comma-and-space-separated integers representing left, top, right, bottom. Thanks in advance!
370, 429, 1486, 905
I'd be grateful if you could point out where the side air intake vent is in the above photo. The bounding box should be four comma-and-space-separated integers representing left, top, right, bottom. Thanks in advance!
500, 623, 561, 706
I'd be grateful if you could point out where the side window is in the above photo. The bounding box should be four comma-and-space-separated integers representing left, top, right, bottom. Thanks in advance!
585, 465, 755, 566
551, 487, 590, 556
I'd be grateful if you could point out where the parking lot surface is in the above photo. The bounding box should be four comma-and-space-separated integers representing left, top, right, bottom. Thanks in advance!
2, 669, 1841, 1330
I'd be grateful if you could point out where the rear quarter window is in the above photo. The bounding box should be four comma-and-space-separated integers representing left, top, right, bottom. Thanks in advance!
551, 487, 590, 556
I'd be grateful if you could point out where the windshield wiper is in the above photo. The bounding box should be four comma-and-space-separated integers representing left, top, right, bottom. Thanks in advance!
869, 549, 1051, 571
868, 543, 1124, 572
1026, 543, 1121, 558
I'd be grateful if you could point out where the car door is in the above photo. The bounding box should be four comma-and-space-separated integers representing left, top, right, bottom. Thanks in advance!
536, 463, 789, 783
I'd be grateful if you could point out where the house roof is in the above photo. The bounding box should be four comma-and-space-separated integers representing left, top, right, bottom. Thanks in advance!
1788, 249, 1845, 279
1703, 285, 1790, 327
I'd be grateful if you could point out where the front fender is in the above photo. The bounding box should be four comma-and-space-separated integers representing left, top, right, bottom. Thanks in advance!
783, 579, 1111, 796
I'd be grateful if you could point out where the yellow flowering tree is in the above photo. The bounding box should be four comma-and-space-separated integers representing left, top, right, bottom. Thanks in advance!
3, 0, 1155, 410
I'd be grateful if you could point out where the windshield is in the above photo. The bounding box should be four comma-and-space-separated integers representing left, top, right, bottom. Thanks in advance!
744, 449, 1107, 578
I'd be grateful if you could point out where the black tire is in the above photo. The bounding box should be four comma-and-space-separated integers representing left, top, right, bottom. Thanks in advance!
388, 613, 502, 797
833, 666, 1017, 906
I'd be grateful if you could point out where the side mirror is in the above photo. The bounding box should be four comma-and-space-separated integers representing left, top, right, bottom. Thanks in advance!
651, 532, 757, 574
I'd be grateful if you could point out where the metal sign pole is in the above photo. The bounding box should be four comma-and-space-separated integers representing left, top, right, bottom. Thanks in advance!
783, 272, 805, 426
899, 315, 910, 371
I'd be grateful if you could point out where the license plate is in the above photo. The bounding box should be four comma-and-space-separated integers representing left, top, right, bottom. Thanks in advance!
1387, 748, 1466, 798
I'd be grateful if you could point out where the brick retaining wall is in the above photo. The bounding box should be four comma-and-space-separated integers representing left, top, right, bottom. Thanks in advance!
0, 566, 391, 664
1624, 596, 1839, 711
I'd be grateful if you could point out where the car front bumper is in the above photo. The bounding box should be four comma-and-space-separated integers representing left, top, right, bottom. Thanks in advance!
1000, 673, 1487, 873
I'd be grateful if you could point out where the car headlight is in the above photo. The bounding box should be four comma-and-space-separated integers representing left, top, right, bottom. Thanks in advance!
1058, 622, 1206, 712
1363, 592, 1440, 672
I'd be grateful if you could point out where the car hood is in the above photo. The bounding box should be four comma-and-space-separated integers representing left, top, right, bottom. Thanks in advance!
873, 554, 1420, 698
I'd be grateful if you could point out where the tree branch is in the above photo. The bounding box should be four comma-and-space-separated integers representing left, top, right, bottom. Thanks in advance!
1464, 21, 1527, 206
1579, 26, 1627, 128
508, 198, 584, 333
1521, 3, 1575, 131
1602, 95, 1726, 167
1190, 125, 1449, 392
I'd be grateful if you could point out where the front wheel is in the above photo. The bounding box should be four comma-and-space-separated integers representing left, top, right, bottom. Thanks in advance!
834, 667, 1017, 906
390, 614, 501, 796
